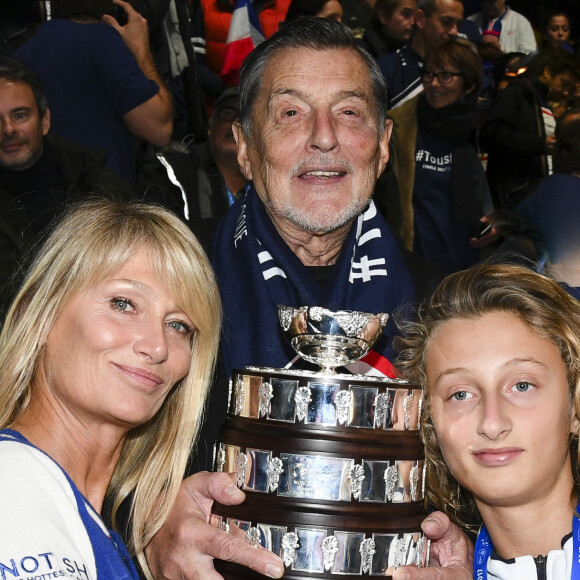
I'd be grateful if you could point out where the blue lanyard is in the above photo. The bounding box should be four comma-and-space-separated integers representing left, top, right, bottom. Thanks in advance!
474, 500, 580, 579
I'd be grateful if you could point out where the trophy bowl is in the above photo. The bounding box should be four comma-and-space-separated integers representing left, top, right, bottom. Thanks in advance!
278, 306, 389, 373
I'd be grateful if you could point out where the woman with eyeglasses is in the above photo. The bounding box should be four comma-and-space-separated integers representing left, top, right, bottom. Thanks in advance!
388, 38, 492, 274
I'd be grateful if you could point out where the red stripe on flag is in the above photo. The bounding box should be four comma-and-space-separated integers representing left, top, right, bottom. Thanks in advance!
360, 350, 399, 379
221, 37, 255, 85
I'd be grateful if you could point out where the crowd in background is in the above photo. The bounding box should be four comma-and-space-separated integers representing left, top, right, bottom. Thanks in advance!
2, 0, 579, 290
1, 2, 580, 578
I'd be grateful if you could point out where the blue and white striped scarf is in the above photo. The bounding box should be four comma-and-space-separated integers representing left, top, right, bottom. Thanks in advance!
212, 184, 415, 378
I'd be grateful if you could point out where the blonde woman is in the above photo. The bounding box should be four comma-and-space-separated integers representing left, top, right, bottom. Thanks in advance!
0, 199, 221, 578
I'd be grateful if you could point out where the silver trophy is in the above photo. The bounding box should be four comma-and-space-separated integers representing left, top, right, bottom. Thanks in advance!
278, 305, 389, 374
213, 306, 428, 578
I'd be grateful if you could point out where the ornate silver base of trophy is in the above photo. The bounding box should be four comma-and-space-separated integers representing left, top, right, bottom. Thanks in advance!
212, 308, 428, 578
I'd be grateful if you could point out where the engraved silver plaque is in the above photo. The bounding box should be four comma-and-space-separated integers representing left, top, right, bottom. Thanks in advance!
393, 460, 414, 503
278, 454, 353, 501
371, 533, 398, 575
258, 524, 287, 554
268, 378, 298, 422
332, 531, 366, 574
362, 460, 391, 502
349, 386, 378, 428
245, 449, 271, 492
307, 382, 340, 425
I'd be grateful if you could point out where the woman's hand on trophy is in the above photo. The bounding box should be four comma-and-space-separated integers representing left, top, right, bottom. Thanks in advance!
145, 471, 285, 579
392, 511, 473, 580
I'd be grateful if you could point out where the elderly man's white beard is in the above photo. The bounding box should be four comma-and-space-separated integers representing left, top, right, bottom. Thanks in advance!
260, 155, 376, 234
266, 195, 370, 234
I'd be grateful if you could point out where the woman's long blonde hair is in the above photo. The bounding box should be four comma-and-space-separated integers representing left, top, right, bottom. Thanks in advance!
395, 262, 580, 532
0, 199, 222, 576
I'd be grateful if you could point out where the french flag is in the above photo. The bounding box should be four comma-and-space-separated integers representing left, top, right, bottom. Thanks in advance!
345, 350, 399, 379
221, 0, 265, 86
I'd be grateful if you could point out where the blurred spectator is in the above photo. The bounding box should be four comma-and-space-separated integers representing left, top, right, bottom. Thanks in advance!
389, 39, 492, 272
541, 9, 574, 54
468, 0, 536, 54
339, 0, 374, 39
285, 0, 344, 22
475, 111, 580, 295
358, 0, 417, 59
480, 49, 576, 208
138, 87, 246, 222
378, 0, 463, 109
515, 115, 580, 294
0, 56, 135, 316
14, 0, 173, 185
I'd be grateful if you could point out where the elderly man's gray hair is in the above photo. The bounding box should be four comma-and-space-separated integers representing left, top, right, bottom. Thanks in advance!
237, 17, 388, 139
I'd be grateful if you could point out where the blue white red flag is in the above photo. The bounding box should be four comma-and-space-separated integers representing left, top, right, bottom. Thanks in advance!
345, 350, 399, 378
221, 0, 265, 86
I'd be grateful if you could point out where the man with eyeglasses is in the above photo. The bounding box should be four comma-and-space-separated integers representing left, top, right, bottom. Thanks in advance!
139, 87, 248, 222
468, 0, 536, 54
0, 56, 136, 318
378, 0, 464, 109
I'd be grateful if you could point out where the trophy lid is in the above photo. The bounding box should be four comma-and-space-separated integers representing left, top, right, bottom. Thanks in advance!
278, 306, 389, 374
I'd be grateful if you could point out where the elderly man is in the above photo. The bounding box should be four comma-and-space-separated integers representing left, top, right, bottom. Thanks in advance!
213, 21, 415, 382
145, 18, 472, 580
378, 0, 464, 109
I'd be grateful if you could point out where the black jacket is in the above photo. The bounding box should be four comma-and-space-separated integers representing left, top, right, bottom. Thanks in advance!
0, 134, 135, 317
480, 77, 550, 209
357, 21, 404, 59
136, 141, 231, 223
